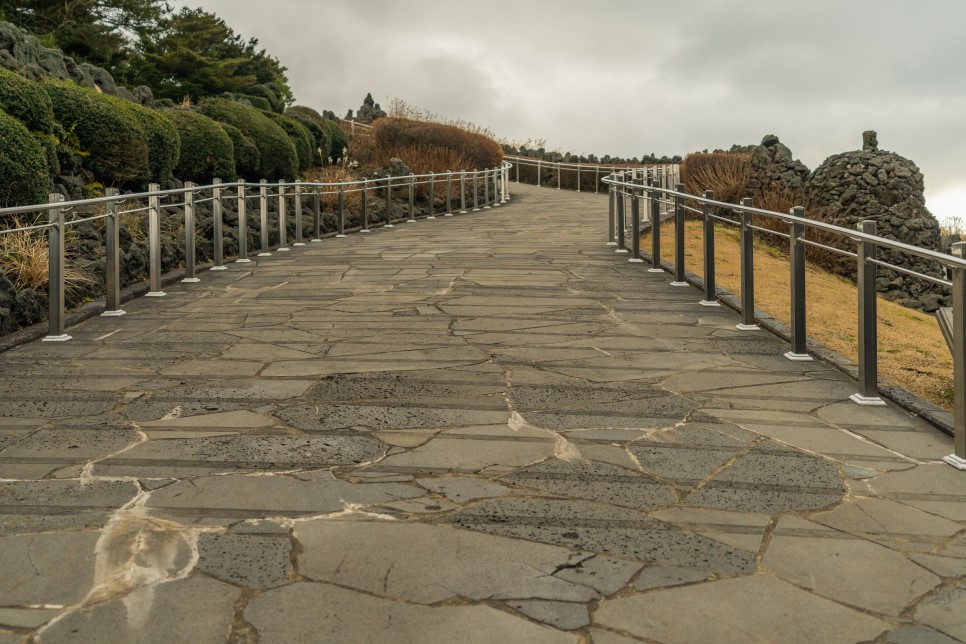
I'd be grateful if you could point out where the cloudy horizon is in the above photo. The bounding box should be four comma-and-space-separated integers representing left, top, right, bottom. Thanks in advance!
174, 0, 966, 223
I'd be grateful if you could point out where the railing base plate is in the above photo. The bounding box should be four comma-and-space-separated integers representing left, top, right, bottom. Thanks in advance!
628, 258, 644, 263
615, 249, 629, 255
335, 235, 347, 238
235, 258, 252, 263
670, 281, 689, 287
42, 334, 72, 342
385, 225, 394, 228
647, 268, 664, 274
735, 324, 760, 331
360, 229, 371, 234
101, 310, 126, 317
310, 239, 323, 243
146, 291, 166, 298
278, 247, 290, 252
444, 214, 454, 217
257, 252, 272, 257
427, 216, 436, 219
181, 278, 201, 283
293, 243, 306, 247
849, 393, 887, 406
699, 300, 720, 307
210, 266, 228, 271
606, 242, 618, 246
784, 352, 813, 362
942, 454, 966, 470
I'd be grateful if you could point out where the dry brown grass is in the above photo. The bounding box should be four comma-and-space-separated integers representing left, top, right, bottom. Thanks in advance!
682, 152, 752, 204
642, 220, 953, 409
373, 118, 503, 171
303, 166, 364, 212
0, 219, 92, 298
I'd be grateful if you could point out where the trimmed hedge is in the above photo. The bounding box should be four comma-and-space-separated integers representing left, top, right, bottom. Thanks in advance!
163, 108, 236, 183
285, 107, 329, 163
127, 103, 180, 182
218, 123, 260, 179
0, 108, 51, 206
43, 80, 150, 184
269, 113, 315, 171
0, 67, 56, 134
320, 119, 348, 162
200, 97, 297, 180
242, 83, 283, 113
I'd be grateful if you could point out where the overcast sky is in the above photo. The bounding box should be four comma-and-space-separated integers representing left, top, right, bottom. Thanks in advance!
175, 0, 966, 222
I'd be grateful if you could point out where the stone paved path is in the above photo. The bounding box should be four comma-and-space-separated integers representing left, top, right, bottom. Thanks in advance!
1, 183, 965, 643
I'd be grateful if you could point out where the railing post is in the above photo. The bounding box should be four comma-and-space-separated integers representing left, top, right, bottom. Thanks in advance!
337, 179, 347, 236
851, 220, 885, 404
236, 180, 251, 262
557, 164, 561, 190
147, 184, 165, 296
671, 183, 688, 286
101, 188, 126, 317
945, 243, 966, 468
784, 207, 812, 360
258, 179, 270, 256
42, 193, 71, 341
460, 171, 467, 213
615, 182, 627, 254
385, 177, 394, 228
294, 184, 305, 246
407, 174, 416, 222
311, 182, 322, 242
277, 179, 289, 251
577, 164, 581, 192
484, 168, 491, 208
503, 164, 510, 202
595, 166, 600, 193
473, 171, 480, 211
648, 179, 663, 273
361, 179, 370, 232
446, 171, 453, 216
607, 184, 617, 246
629, 179, 643, 263
182, 182, 200, 282
737, 198, 758, 330
536, 160, 541, 187
700, 190, 719, 307
515, 161, 520, 184
211, 179, 227, 270
427, 172, 436, 218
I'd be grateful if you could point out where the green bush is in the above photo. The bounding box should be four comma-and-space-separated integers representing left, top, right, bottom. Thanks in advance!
0, 108, 51, 207
200, 97, 297, 180
269, 113, 315, 171
242, 83, 283, 113
43, 80, 149, 184
218, 123, 260, 179
320, 119, 348, 162
0, 68, 56, 134
163, 108, 236, 182
285, 107, 329, 163
126, 102, 180, 182
236, 93, 272, 112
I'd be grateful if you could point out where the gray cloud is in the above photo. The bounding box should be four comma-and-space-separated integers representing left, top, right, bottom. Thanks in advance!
173, 0, 966, 220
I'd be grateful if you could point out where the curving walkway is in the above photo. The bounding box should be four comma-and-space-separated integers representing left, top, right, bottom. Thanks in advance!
0, 182, 964, 643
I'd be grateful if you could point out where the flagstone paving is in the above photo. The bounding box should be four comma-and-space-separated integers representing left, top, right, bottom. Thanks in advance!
0, 182, 964, 643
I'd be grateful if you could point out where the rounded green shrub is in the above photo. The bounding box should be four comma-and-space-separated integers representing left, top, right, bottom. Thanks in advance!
269, 113, 315, 171
43, 80, 149, 184
163, 108, 236, 183
0, 68, 56, 134
124, 101, 180, 182
242, 84, 283, 113
236, 93, 273, 112
218, 122, 260, 179
320, 119, 348, 162
0, 108, 51, 207
285, 107, 329, 164
200, 97, 296, 180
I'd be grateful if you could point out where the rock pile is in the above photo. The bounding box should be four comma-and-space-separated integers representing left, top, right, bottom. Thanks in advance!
0, 22, 154, 105
805, 131, 947, 310
748, 134, 810, 195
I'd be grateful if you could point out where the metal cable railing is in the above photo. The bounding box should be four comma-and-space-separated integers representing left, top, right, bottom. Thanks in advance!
0, 161, 512, 342
603, 170, 966, 469
504, 154, 681, 200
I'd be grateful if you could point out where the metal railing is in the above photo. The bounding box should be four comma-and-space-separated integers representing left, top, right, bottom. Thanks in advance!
0, 161, 511, 343
603, 170, 966, 470
505, 154, 680, 198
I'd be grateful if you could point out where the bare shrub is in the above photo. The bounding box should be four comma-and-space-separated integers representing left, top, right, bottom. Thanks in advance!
373, 117, 503, 171
0, 218, 92, 298
303, 165, 363, 213
682, 152, 752, 204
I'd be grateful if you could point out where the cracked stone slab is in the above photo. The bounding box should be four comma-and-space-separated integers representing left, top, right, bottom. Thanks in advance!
870, 465, 966, 521
0, 607, 62, 629
498, 458, 676, 510
633, 565, 711, 591
812, 496, 962, 553
297, 520, 601, 603
884, 625, 961, 644
914, 582, 966, 642
415, 476, 511, 503
262, 345, 490, 376
245, 582, 578, 644
196, 532, 292, 589
684, 439, 846, 514
443, 497, 756, 574
506, 600, 589, 630
276, 403, 509, 433
0, 480, 140, 535
94, 434, 386, 477
303, 369, 506, 404
594, 575, 890, 643
0, 531, 99, 605
762, 517, 940, 616
37, 575, 240, 643
0, 428, 140, 459
146, 474, 422, 524
650, 506, 772, 552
